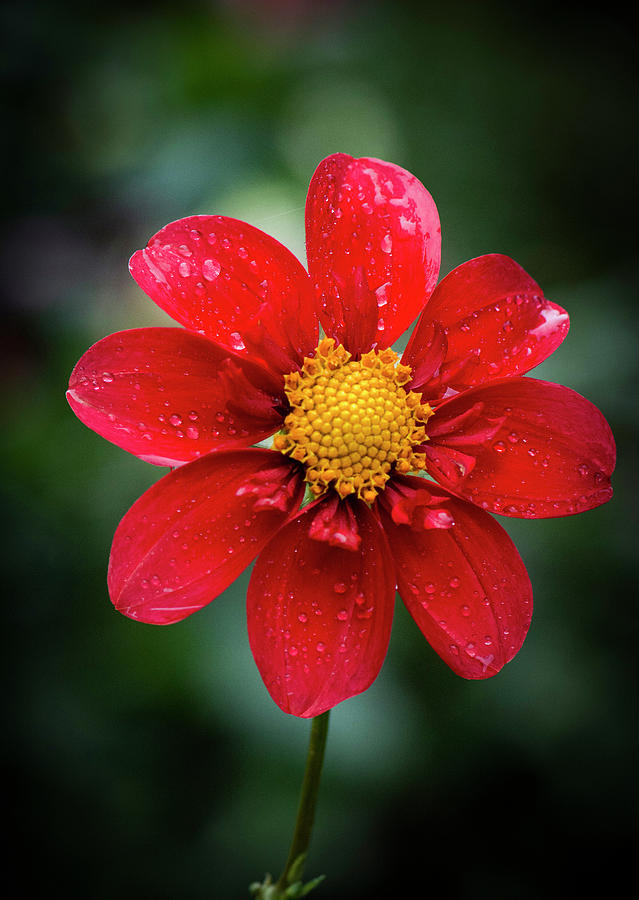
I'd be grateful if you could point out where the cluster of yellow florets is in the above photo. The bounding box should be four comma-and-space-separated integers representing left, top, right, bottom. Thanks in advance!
273, 338, 433, 503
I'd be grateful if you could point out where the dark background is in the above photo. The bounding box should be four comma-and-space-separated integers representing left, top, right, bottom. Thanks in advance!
4, 1, 638, 897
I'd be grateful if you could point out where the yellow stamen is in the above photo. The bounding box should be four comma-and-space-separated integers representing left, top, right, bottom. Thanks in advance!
274, 338, 433, 502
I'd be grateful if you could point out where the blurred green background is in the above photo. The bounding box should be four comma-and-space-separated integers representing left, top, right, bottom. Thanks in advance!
4, 1, 638, 897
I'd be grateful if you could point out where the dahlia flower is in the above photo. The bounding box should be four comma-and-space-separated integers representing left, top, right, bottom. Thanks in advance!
67, 153, 615, 717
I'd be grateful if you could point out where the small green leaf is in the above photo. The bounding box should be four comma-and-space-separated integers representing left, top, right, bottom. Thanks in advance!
298, 874, 326, 896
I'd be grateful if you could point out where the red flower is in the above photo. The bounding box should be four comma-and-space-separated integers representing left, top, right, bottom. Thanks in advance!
67, 154, 615, 717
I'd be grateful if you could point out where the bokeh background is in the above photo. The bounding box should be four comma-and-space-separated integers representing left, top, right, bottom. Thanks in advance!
4, 1, 638, 897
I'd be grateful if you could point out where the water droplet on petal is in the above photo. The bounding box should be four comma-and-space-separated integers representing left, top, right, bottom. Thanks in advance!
202, 258, 221, 281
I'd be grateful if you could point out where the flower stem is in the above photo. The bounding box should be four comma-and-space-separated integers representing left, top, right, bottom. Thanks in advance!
275, 710, 330, 894
250, 711, 330, 899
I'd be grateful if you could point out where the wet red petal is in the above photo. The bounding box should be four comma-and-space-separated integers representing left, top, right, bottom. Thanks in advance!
426, 378, 616, 517
380, 475, 532, 679
305, 153, 441, 353
404, 255, 569, 395
247, 497, 396, 717
380, 478, 455, 530
401, 320, 449, 396
129, 215, 318, 374
307, 494, 362, 550
108, 450, 305, 624
67, 328, 284, 466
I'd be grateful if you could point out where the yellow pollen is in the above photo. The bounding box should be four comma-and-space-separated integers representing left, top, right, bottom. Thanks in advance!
273, 338, 434, 502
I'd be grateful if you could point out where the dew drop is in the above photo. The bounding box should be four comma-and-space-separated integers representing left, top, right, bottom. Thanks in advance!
357, 606, 374, 620
202, 258, 221, 281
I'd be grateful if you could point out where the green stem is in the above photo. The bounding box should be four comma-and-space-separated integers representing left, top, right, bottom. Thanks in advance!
250, 711, 330, 899
276, 710, 330, 893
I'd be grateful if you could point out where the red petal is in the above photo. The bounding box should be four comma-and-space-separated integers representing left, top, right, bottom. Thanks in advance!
380, 475, 532, 679
305, 154, 441, 353
247, 498, 396, 717
380, 477, 455, 530
108, 450, 305, 624
404, 255, 569, 395
67, 328, 284, 466
307, 494, 362, 551
129, 215, 318, 375
425, 378, 616, 517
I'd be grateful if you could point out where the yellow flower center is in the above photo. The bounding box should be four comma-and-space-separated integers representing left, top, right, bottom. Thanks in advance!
273, 338, 433, 503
